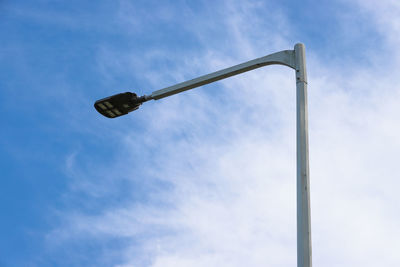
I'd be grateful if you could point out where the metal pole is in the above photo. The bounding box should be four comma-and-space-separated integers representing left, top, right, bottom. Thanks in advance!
294, 43, 312, 267
95, 43, 312, 266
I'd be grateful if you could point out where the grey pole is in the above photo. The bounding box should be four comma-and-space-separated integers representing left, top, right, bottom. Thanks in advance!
96, 43, 312, 267
150, 43, 312, 267
294, 43, 312, 267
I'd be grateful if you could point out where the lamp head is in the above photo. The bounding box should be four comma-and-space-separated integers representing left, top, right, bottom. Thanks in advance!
94, 92, 146, 118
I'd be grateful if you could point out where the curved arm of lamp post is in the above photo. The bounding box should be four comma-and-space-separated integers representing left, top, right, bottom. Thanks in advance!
148, 49, 296, 100
93, 43, 311, 267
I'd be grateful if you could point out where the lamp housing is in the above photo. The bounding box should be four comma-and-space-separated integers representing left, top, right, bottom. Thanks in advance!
94, 92, 145, 118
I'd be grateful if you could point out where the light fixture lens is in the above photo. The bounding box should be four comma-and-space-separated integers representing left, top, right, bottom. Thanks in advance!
98, 103, 107, 110
106, 110, 116, 117
104, 101, 113, 108
113, 109, 122, 115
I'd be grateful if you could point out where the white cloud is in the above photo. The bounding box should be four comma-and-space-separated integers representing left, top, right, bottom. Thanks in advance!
54, 0, 400, 266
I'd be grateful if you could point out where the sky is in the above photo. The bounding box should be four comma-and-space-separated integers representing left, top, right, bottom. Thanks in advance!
1, 0, 400, 266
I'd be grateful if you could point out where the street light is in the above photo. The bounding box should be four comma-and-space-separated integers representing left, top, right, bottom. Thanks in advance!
94, 92, 147, 118
94, 43, 312, 267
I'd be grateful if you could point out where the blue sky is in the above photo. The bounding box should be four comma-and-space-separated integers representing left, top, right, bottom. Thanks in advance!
1, 0, 400, 266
